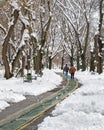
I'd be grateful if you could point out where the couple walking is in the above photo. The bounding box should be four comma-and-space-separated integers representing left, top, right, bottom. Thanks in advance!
63, 64, 76, 80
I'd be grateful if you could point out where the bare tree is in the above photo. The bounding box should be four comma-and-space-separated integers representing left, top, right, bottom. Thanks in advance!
1, 1, 31, 79
2, 8, 19, 79
96, 0, 104, 74
56, 0, 99, 71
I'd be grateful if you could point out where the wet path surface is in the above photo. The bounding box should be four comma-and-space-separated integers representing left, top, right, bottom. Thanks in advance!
23, 81, 81, 130
0, 78, 66, 123
22, 107, 54, 130
22, 80, 78, 130
0, 73, 79, 130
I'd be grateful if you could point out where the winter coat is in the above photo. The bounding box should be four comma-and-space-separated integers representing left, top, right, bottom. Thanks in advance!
63, 66, 69, 72
69, 66, 76, 73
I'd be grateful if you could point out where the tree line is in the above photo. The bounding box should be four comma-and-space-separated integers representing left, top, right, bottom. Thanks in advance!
0, 0, 104, 79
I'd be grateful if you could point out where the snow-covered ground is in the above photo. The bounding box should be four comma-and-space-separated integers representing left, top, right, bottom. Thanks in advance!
0, 68, 62, 112
38, 70, 104, 130
0, 68, 104, 130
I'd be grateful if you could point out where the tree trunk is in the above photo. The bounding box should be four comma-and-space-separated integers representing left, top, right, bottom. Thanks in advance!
97, 56, 102, 74
70, 56, 73, 66
61, 56, 64, 70
90, 52, 95, 72
49, 56, 52, 69
94, 35, 99, 72
11, 46, 25, 74
97, 0, 103, 74
16, 56, 25, 77
21, 56, 25, 77
2, 9, 19, 79
35, 49, 42, 74
35, 16, 51, 74
31, 36, 37, 71
77, 53, 80, 70
81, 54, 86, 71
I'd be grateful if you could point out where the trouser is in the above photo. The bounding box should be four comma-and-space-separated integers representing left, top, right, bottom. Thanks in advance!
64, 72, 68, 80
71, 73, 74, 79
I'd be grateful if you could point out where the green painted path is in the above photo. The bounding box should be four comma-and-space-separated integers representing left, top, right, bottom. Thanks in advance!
0, 79, 78, 130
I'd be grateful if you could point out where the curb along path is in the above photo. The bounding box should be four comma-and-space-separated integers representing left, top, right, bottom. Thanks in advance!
0, 78, 78, 130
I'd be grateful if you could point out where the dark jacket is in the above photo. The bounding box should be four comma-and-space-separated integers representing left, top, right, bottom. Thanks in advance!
63, 65, 69, 72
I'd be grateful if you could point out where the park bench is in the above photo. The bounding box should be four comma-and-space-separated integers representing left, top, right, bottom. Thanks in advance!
23, 73, 37, 82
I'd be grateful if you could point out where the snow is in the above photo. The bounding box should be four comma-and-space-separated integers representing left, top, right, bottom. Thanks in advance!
19, 12, 29, 26
0, 68, 104, 130
37, 70, 104, 130
0, 68, 62, 112
39, 6, 45, 13
19, 29, 30, 48
10, 0, 20, 10
31, 32, 37, 38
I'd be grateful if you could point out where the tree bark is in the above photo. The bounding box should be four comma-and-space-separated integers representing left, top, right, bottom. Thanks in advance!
97, 0, 103, 74
82, 22, 89, 71
11, 46, 25, 74
61, 56, 64, 70
36, 49, 42, 74
2, 9, 19, 79
35, 17, 51, 74
90, 52, 95, 72
49, 56, 52, 69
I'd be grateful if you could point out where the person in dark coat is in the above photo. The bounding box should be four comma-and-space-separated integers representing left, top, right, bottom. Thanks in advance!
63, 64, 69, 80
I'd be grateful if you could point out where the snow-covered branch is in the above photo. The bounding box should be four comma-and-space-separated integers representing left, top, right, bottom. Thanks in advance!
0, 24, 6, 35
